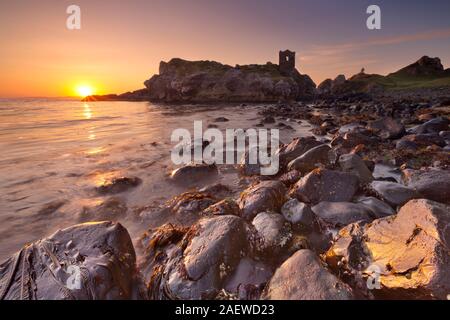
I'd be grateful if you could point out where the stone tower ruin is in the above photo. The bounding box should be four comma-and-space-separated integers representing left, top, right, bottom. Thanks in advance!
279, 50, 296, 75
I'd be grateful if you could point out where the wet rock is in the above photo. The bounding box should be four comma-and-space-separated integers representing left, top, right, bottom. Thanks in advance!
312, 202, 374, 229
145, 215, 248, 300
277, 137, 323, 167
370, 181, 419, 207
170, 163, 218, 184
214, 117, 229, 123
368, 117, 405, 139
252, 212, 293, 256
326, 199, 450, 300
0, 222, 145, 300
339, 153, 373, 184
396, 139, 419, 151
37, 200, 66, 216
262, 250, 354, 300
281, 199, 315, 226
238, 147, 264, 176
403, 169, 450, 204
287, 144, 335, 174
356, 196, 395, 218
262, 116, 276, 124
168, 191, 218, 220
409, 117, 449, 134
278, 170, 301, 187
238, 181, 287, 220
290, 169, 359, 205
338, 123, 365, 135
224, 258, 273, 300
79, 197, 128, 222
198, 183, 232, 199
401, 134, 446, 148
96, 177, 142, 195
202, 199, 241, 216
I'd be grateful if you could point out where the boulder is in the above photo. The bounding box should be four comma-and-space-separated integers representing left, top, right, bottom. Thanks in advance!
312, 202, 374, 229
79, 197, 128, 222
409, 117, 449, 135
0, 222, 145, 300
224, 258, 273, 300
96, 177, 142, 195
277, 137, 323, 167
339, 153, 373, 184
356, 196, 395, 218
368, 117, 405, 139
262, 250, 354, 300
287, 144, 335, 173
252, 212, 293, 256
145, 215, 248, 300
170, 163, 218, 184
400, 134, 446, 148
370, 181, 419, 207
202, 199, 241, 216
281, 199, 315, 226
403, 169, 450, 204
238, 181, 287, 220
290, 169, 359, 205
326, 199, 450, 300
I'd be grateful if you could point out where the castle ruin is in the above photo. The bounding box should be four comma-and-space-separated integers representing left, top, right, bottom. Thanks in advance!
279, 50, 296, 75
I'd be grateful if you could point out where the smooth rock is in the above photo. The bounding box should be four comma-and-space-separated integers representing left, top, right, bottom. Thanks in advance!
290, 169, 359, 205
252, 212, 293, 255
312, 202, 374, 229
238, 181, 286, 220
287, 144, 334, 173
145, 215, 248, 300
281, 199, 315, 225
339, 153, 373, 184
368, 117, 405, 139
0, 222, 145, 300
262, 250, 354, 300
370, 181, 419, 207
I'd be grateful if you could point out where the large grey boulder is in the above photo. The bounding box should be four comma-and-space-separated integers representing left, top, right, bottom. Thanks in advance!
277, 137, 323, 167
252, 212, 293, 256
144, 216, 248, 300
312, 202, 374, 229
339, 153, 373, 184
0, 222, 145, 300
370, 181, 420, 207
368, 117, 405, 139
262, 250, 354, 300
287, 144, 335, 174
290, 169, 359, 205
403, 169, 450, 204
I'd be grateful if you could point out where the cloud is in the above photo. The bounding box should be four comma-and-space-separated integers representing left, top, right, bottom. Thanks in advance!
300, 28, 450, 61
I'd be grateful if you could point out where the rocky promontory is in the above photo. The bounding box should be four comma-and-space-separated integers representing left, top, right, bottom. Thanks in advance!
85, 54, 316, 103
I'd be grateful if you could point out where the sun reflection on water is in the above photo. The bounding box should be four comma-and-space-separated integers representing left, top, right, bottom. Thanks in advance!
83, 103, 92, 119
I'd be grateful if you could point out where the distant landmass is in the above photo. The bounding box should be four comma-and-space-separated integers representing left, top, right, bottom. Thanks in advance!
84, 54, 450, 103
318, 56, 450, 96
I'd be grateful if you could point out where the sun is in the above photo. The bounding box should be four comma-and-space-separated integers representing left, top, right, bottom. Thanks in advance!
76, 85, 94, 97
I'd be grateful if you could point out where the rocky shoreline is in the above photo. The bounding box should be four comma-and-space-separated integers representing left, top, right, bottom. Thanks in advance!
1, 96, 449, 300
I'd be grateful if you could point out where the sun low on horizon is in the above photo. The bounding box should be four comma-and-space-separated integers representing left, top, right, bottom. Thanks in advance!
75, 85, 95, 98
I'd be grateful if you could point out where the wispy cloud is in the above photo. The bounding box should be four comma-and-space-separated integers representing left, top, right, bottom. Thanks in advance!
300, 28, 450, 61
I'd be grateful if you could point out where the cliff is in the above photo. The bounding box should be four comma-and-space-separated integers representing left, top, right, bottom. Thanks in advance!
143, 58, 316, 103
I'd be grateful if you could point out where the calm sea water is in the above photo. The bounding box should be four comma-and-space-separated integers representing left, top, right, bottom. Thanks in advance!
0, 99, 316, 261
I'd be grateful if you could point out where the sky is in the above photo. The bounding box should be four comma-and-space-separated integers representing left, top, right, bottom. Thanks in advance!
1, 0, 450, 97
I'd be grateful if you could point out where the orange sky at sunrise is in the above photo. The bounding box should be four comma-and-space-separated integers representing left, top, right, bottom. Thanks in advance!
1, 0, 450, 98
